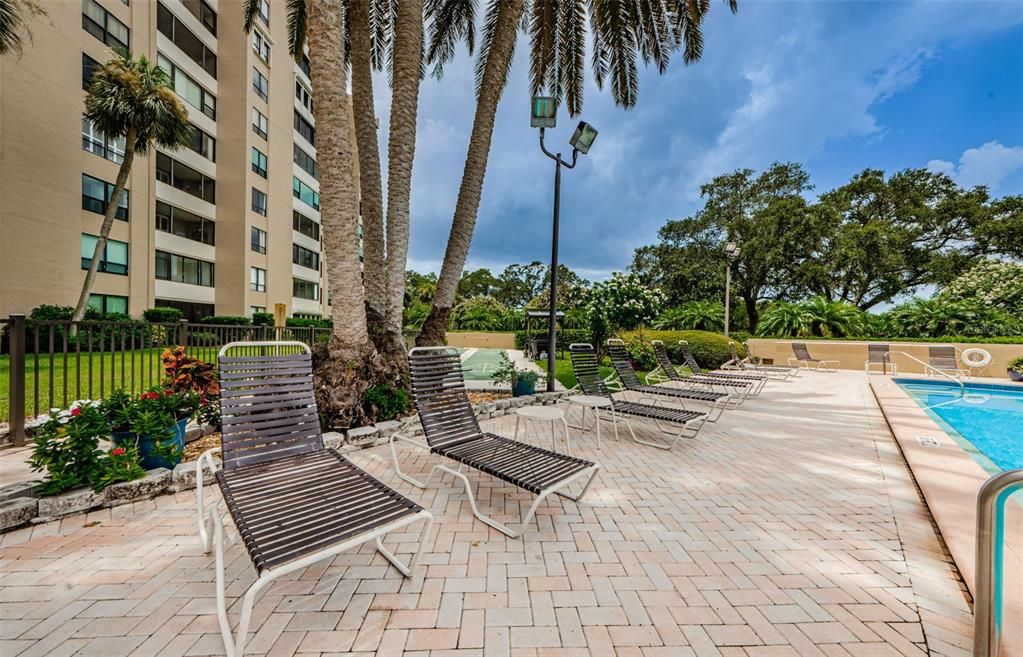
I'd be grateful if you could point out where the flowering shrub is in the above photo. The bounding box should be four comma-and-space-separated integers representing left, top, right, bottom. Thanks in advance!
940, 260, 1023, 317
584, 273, 665, 354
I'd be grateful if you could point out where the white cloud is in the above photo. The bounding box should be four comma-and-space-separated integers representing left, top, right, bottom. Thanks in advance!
928, 141, 1023, 190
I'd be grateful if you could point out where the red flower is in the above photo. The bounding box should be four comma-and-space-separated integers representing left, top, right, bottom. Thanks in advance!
111, 447, 125, 457
70, 407, 81, 416
164, 389, 174, 396
141, 392, 160, 401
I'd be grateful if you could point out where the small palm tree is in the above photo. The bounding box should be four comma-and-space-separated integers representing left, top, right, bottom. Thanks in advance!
73, 52, 191, 322
756, 302, 812, 338
654, 301, 725, 331
801, 297, 864, 338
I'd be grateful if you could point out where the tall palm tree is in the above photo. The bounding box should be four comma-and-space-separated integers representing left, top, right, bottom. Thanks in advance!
0, 0, 44, 56
73, 52, 191, 322
417, 0, 738, 345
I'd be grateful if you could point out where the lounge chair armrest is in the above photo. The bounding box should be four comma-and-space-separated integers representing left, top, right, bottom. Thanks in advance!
390, 431, 428, 450
196, 447, 221, 553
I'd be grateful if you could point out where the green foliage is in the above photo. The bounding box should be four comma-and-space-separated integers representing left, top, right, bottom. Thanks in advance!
450, 296, 513, 331
200, 315, 251, 325
162, 346, 220, 427
756, 297, 864, 338
621, 330, 744, 371
585, 273, 664, 353
363, 384, 410, 421
1008, 356, 1023, 374
251, 312, 275, 326
286, 317, 332, 328
513, 329, 592, 350
92, 443, 147, 491
403, 302, 431, 329
188, 331, 219, 346
457, 268, 501, 299
653, 301, 725, 331
143, 307, 183, 323
624, 338, 657, 371
490, 352, 543, 389
887, 298, 1022, 338
940, 260, 1023, 317
28, 401, 109, 495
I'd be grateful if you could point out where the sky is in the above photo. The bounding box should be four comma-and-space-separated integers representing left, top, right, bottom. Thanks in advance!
374, 0, 1023, 281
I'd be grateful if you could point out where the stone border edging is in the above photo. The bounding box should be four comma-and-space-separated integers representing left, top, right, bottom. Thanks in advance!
0, 391, 574, 532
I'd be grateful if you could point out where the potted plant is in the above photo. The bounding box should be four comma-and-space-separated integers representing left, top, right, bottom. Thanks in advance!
103, 387, 198, 470
1008, 356, 1023, 382
492, 353, 544, 396
161, 346, 220, 428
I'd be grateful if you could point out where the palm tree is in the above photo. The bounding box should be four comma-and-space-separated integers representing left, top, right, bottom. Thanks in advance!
0, 0, 44, 56
417, 0, 738, 345
73, 52, 191, 322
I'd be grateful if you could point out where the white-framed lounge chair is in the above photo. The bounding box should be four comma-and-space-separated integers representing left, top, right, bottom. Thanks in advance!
724, 342, 797, 380
675, 340, 768, 395
606, 339, 736, 420
568, 343, 708, 449
865, 343, 897, 375
647, 340, 759, 400
788, 342, 840, 372
195, 342, 433, 657
390, 346, 600, 538
928, 345, 969, 379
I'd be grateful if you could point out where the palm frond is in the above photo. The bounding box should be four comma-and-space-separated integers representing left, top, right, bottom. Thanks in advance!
425, 0, 475, 79
241, 0, 259, 33
558, 0, 586, 116
528, 0, 557, 98
370, 0, 392, 70
593, 0, 639, 107
286, 0, 308, 61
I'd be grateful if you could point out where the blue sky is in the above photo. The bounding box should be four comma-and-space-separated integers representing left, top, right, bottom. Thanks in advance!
377, 1, 1023, 280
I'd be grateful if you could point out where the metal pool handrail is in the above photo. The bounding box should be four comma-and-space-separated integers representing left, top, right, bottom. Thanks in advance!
974, 469, 1023, 657
889, 350, 965, 391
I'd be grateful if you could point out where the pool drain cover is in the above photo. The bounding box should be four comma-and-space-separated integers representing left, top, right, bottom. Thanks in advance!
916, 436, 941, 448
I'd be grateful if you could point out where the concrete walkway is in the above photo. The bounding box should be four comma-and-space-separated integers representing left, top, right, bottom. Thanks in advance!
0, 371, 972, 656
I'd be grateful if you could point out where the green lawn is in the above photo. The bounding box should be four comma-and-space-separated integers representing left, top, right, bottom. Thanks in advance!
537, 357, 621, 390
1, 348, 174, 422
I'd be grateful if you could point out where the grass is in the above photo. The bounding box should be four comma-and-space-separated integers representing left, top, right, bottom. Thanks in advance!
537, 357, 625, 390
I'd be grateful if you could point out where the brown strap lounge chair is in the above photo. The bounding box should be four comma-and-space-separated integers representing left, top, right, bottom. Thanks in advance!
389, 347, 599, 538
648, 340, 762, 399
195, 342, 433, 657
788, 342, 840, 372
725, 342, 797, 380
568, 343, 707, 449
928, 346, 968, 379
606, 339, 735, 420
865, 343, 897, 375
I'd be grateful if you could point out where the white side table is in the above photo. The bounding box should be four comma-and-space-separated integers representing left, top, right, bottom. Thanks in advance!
565, 395, 614, 449
513, 405, 571, 454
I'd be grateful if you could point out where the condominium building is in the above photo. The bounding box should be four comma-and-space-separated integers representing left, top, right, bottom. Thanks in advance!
0, 0, 357, 322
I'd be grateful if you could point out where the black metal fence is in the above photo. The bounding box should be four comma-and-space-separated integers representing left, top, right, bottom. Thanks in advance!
2, 315, 330, 445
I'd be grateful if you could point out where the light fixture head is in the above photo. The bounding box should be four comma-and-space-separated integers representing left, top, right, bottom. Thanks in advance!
724, 241, 738, 255
569, 121, 598, 155
530, 96, 557, 129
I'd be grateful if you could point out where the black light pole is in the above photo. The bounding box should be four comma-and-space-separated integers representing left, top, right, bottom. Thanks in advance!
531, 97, 598, 392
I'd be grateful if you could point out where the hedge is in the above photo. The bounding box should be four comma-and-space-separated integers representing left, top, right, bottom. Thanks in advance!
619, 329, 747, 370
143, 307, 183, 323
754, 335, 1023, 345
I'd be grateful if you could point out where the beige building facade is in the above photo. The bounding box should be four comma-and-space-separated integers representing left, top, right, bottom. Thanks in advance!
0, 0, 352, 322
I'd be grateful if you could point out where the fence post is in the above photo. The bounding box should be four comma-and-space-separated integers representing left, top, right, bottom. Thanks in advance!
8, 314, 27, 446
178, 319, 189, 348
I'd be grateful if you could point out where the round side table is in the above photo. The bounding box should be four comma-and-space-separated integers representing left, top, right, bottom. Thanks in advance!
513, 405, 571, 454
565, 395, 614, 449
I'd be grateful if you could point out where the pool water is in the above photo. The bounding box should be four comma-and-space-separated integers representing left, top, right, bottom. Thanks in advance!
896, 379, 1023, 472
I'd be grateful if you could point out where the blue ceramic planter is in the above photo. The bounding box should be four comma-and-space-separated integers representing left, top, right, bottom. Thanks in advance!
112, 417, 187, 470
512, 379, 536, 397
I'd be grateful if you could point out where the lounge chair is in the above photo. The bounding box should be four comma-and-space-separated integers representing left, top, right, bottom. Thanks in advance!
928, 346, 969, 379
606, 339, 736, 420
647, 340, 760, 399
676, 340, 768, 392
865, 343, 897, 375
196, 342, 433, 657
788, 342, 840, 372
390, 346, 599, 538
568, 343, 708, 449
725, 342, 797, 380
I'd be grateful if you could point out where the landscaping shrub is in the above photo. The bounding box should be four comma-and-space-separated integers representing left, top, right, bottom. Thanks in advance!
653, 301, 724, 331
143, 307, 183, 323
620, 329, 745, 370
624, 338, 657, 371
363, 384, 411, 421
514, 329, 592, 350
450, 296, 514, 331
188, 331, 220, 346
251, 312, 274, 326
940, 260, 1023, 317
200, 315, 251, 325
286, 317, 332, 328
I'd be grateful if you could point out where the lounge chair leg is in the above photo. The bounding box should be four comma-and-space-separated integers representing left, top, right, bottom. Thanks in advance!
210, 505, 271, 657
390, 433, 432, 488
375, 511, 434, 577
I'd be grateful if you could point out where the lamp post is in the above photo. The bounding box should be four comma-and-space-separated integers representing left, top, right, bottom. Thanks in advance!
723, 241, 740, 337
531, 96, 597, 392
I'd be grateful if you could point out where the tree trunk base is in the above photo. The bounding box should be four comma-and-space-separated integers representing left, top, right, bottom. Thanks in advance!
416, 307, 451, 346
312, 336, 388, 430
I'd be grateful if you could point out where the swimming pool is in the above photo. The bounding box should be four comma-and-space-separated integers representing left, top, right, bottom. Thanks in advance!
895, 378, 1023, 472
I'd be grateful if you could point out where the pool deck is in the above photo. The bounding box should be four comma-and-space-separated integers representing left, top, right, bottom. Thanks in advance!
0, 371, 980, 656
871, 376, 1022, 657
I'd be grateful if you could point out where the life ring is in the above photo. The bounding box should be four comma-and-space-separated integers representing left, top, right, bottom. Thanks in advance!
961, 348, 992, 369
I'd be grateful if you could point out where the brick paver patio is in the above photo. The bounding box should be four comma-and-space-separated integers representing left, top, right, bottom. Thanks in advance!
0, 371, 974, 656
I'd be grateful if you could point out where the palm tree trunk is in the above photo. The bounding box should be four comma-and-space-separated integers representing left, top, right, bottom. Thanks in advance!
381, 0, 424, 360
72, 126, 136, 322
307, 0, 379, 429
417, 0, 525, 346
348, 0, 387, 340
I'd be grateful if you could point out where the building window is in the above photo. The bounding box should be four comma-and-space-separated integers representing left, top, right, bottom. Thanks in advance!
251, 188, 267, 216
156, 250, 214, 286
81, 233, 129, 275
292, 177, 319, 210
155, 298, 213, 322
299, 53, 311, 78
250, 226, 266, 254
156, 152, 215, 203
295, 80, 313, 112
293, 110, 315, 145
156, 201, 215, 245
88, 293, 128, 315
158, 54, 216, 120
82, 116, 126, 164
293, 144, 318, 180
82, 174, 129, 221
293, 278, 319, 301
82, 53, 100, 90
293, 210, 320, 241
250, 305, 266, 315
292, 243, 320, 271
252, 68, 268, 101
252, 30, 270, 64
82, 0, 129, 51
251, 147, 267, 178
180, 0, 216, 36
257, 0, 269, 24
251, 108, 268, 139
186, 124, 215, 161
157, 3, 217, 78
250, 267, 266, 292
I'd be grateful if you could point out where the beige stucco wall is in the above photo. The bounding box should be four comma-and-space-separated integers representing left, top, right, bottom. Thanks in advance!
748, 339, 1022, 378
445, 332, 518, 349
